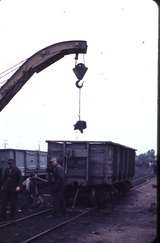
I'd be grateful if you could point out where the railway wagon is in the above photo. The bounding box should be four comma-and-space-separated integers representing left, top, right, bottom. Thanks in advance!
46, 140, 136, 206
0, 149, 47, 177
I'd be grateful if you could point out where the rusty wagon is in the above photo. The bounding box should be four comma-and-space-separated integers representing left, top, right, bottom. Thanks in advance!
46, 140, 136, 207
0, 149, 47, 177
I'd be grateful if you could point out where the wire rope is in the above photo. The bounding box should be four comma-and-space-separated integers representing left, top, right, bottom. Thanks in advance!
0, 59, 27, 78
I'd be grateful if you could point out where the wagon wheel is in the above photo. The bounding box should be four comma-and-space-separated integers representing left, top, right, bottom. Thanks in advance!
88, 188, 97, 207
95, 188, 107, 208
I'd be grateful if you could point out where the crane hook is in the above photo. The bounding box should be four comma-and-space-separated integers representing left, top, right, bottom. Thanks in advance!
75, 80, 84, 88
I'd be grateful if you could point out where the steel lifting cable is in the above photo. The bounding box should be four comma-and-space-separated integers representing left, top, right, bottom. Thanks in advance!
0, 66, 20, 80
73, 54, 88, 133
78, 54, 86, 119
78, 87, 81, 120
0, 59, 27, 79
0, 59, 27, 86
0, 79, 7, 87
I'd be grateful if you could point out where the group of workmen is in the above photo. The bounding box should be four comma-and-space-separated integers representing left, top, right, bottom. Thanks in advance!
0, 157, 65, 221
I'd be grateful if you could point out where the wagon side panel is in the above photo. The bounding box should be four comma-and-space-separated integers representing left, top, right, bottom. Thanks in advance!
38, 151, 47, 174
25, 150, 38, 173
15, 150, 25, 176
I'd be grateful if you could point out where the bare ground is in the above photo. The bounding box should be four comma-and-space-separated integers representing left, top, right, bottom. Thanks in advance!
36, 177, 157, 243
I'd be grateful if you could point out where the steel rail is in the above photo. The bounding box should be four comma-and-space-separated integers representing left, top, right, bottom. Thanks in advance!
22, 207, 95, 243
130, 176, 155, 191
132, 175, 154, 185
0, 208, 52, 229
21, 177, 154, 243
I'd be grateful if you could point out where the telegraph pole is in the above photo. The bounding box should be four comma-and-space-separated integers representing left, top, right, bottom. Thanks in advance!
3, 140, 8, 149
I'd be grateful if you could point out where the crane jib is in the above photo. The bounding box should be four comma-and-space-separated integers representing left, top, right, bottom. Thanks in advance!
0, 40, 88, 112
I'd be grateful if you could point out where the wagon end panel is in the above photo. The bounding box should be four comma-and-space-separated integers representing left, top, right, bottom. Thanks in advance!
47, 141, 89, 186
47, 142, 65, 167
65, 142, 88, 186
88, 143, 108, 185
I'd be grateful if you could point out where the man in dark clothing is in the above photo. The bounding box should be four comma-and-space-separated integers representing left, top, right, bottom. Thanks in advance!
0, 159, 21, 220
47, 157, 66, 216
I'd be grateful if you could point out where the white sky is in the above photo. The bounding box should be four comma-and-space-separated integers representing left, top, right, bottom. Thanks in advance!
0, 0, 158, 154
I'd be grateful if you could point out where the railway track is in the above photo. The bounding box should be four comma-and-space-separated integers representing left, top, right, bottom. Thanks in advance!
0, 208, 52, 229
131, 175, 155, 188
0, 207, 94, 243
22, 208, 94, 243
131, 175, 155, 191
0, 176, 154, 243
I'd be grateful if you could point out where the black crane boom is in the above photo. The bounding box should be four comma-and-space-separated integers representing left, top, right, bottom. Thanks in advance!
0, 40, 87, 111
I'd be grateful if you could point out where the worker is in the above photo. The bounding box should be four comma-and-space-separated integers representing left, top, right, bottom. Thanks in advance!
47, 157, 66, 216
0, 158, 21, 220
21, 172, 47, 210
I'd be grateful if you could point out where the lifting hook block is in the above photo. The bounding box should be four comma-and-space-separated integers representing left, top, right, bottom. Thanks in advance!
75, 80, 84, 88
73, 63, 88, 81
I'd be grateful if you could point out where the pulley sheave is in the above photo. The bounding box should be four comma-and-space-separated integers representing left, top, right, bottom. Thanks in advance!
73, 63, 88, 81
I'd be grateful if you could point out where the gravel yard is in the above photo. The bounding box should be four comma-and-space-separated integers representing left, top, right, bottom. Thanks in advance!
0, 178, 156, 243
34, 177, 157, 243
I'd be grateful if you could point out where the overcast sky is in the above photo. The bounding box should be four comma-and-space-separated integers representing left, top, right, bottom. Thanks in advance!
0, 0, 158, 154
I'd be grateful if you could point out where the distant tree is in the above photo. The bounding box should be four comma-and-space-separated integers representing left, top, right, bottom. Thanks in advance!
136, 149, 156, 166
146, 149, 155, 161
